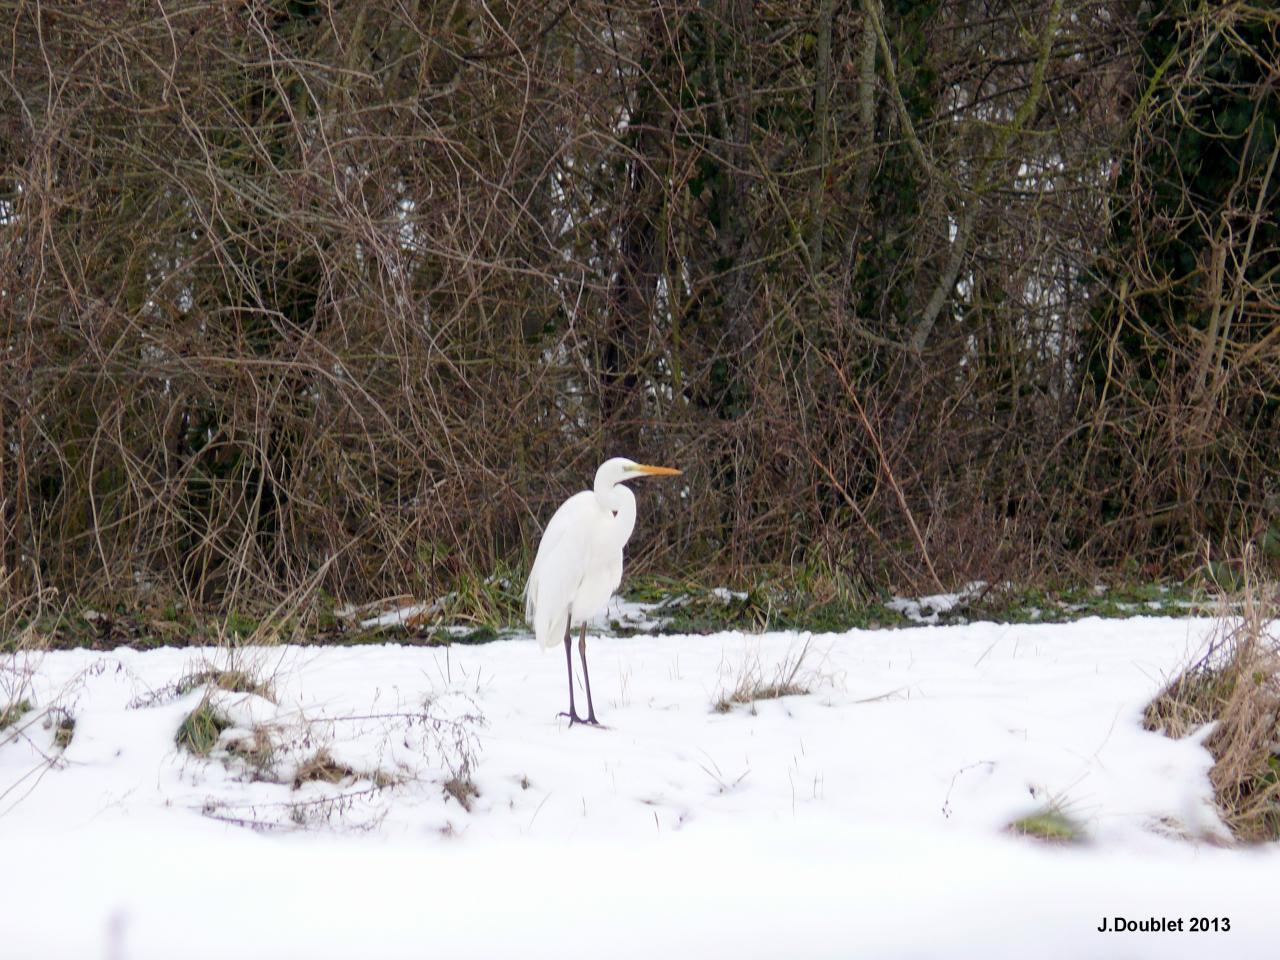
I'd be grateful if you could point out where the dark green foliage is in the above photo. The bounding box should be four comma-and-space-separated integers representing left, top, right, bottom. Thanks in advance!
1114, 2, 1278, 342
1083, 3, 1280, 561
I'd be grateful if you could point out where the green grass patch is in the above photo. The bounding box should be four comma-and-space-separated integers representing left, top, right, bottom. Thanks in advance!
218, 611, 261, 641
619, 567, 887, 636
4, 603, 195, 653
436, 564, 526, 629
960, 581, 1211, 625
1009, 807, 1085, 843
448, 625, 501, 645
11, 574, 1220, 652
175, 699, 231, 756
2, 599, 305, 653
616, 576, 1212, 636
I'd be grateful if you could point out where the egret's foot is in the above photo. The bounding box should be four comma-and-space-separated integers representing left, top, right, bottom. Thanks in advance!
558, 711, 606, 728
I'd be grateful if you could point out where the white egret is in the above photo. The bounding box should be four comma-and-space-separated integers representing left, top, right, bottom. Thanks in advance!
525, 457, 681, 725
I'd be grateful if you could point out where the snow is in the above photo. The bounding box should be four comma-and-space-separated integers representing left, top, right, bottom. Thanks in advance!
887, 579, 988, 623
1, 617, 1274, 958
356, 600, 440, 629
605, 588, 746, 633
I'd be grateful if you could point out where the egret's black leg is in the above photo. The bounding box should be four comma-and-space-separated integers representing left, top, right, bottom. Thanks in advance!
558, 624, 586, 724
577, 624, 601, 725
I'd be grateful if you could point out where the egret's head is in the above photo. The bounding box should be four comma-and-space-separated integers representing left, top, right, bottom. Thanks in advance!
595, 457, 682, 488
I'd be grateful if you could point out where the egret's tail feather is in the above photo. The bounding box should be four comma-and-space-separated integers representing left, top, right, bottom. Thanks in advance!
525, 570, 567, 648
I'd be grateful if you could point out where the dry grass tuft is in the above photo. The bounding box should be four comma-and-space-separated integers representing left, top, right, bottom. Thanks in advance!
1, 575, 53, 739
292, 749, 356, 789
0, 698, 31, 730
133, 657, 277, 709
442, 751, 480, 811
225, 725, 276, 779
177, 668, 274, 701
713, 636, 820, 714
442, 773, 479, 811
51, 708, 75, 750
1144, 560, 1280, 842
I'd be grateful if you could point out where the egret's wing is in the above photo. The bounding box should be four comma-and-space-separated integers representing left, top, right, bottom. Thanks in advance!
525, 491, 594, 648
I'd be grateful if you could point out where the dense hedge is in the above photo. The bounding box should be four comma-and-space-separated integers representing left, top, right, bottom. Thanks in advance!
1, 1, 1276, 609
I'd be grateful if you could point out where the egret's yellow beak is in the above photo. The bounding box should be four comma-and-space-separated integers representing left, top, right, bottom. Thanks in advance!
633, 464, 682, 477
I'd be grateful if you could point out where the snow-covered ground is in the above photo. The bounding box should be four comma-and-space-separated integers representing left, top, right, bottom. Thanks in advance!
1, 617, 1273, 958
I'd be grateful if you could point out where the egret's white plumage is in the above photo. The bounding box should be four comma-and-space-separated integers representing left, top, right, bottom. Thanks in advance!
525, 464, 635, 649
525, 457, 681, 724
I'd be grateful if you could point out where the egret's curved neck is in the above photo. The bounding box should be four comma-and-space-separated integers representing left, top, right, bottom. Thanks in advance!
594, 478, 637, 549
